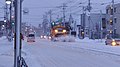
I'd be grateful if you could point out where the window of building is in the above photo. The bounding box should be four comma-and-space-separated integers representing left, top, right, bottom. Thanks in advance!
114, 7, 116, 13
114, 18, 117, 23
106, 9, 108, 14
114, 29, 116, 34
107, 21, 109, 24
102, 18, 106, 29
110, 9, 113, 15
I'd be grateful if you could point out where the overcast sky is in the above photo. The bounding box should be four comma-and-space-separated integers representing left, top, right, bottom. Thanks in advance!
0, 0, 120, 26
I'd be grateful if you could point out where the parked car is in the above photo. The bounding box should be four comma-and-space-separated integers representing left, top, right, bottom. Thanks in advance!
27, 33, 35, 42
105, 35, 120, 46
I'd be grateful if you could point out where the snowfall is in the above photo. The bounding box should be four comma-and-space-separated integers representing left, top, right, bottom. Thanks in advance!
0, 36, 120, 67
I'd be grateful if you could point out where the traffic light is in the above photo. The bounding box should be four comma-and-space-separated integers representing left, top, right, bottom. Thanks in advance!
52, 22, 55, 25
11, 20, 15, 25
11, 16, 15, 26
51, 22, 56, 28
10, 20, 15, 27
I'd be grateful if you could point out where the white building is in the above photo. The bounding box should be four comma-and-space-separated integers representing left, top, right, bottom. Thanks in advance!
81, 13, 106, 39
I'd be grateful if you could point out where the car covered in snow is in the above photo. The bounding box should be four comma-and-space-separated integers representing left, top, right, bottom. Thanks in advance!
27, 33, 35, 42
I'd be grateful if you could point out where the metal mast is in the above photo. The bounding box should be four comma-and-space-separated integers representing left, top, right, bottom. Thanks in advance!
88, 0, 91, 38
112, 0, 114, 38
14, 0, 21, 66
62, 3, 67, 26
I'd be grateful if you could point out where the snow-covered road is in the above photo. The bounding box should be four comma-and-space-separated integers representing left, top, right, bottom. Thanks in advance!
0, 36, 120, 67
22, 38, 120, 67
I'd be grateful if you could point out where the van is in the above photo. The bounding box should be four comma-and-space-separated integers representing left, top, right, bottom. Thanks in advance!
27, 33, 35, 42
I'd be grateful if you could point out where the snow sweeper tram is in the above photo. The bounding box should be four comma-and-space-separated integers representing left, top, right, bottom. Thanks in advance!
50, 23, 75, 42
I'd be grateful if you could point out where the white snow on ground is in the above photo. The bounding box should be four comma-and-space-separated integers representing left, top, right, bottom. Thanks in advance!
1, 36, 120, 67
0, 36, 14, 67
75, 37, 120, 55
22, 37, 120, 67
54, 35, 75, 42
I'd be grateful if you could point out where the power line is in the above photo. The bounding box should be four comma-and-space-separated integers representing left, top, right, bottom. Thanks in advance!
45, 1, 86, 14
50, 1, 87, 19
0, 2, 4, 5
25, 6, 61, 9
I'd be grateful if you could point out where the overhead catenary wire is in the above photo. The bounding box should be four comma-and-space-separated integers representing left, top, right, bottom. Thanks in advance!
24, 0, 87, 19
50, 0, 88, 19
23, 0, 120, 24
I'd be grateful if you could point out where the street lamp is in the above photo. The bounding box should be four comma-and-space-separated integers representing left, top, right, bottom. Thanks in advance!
2, 25, 5, 27
5, 0, 12, 37
5, 0, 11, 4
4, 20, 7, 23
110, 30, 112, 34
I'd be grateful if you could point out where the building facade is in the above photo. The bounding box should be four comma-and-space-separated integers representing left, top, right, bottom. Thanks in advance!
106, 3, 120, 38
81, 13, 107, 39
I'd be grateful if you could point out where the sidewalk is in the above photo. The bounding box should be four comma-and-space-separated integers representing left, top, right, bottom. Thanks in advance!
0, 36, 14, 67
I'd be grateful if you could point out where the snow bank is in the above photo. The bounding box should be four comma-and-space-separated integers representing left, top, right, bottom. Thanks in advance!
54, 35, 75, 42
58, 38, 120, 55
0, 37, 14, 67
0, 36, 7, 40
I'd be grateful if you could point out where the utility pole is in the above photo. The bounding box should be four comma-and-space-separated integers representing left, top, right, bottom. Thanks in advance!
4, 3, 8, 36
112, 0, 114, 38
9, 0, 12, 33
48, 10, 52, 27
62, 3, 67, 26
81, 6, 86, 38
5, 0, 12, 41
49, 10, 52, 24
100, 10, 102, 41
14, 0, 21, 66
5, 4, 9, 36
87, 0, 92, 39
48, 10, 52, 35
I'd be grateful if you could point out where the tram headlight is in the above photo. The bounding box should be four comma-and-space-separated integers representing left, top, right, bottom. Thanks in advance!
55, 30, 58, 33
63, 30, 66, 33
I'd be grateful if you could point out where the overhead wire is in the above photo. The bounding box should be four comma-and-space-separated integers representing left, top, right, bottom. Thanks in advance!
24, 0, 120, 22
51, 0, 88, 19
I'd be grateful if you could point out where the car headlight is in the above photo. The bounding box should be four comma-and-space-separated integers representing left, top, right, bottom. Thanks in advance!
44, 36, 47, 38
40, 36, 43, 38
48, 36, 51, 39
55, 30, 58, 33
62, 30, 66, 33
112, 41, 116, 46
